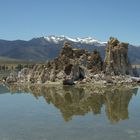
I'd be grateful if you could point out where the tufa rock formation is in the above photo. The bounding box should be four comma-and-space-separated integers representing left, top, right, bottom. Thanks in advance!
104, 37, 133, 75
6, 38, 136, 85
23, 41, 103, 84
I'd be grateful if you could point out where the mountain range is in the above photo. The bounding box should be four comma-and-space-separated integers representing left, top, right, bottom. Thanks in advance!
0, 35, 140, 64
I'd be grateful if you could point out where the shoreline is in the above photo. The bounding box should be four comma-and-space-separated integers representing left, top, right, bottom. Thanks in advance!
2, 79, 140, 89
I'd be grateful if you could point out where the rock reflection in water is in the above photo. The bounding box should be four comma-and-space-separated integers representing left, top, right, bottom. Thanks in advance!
104, 88, 137, 123
8, 85, 138, 123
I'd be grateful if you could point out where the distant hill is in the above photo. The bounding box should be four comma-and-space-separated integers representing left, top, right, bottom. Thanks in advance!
0, 56, 21, 63
0, 35, 140, 64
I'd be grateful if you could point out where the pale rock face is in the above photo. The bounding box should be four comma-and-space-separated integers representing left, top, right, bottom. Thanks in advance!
18, 68, 30, 82
50, 69, 56, 82
56, 71, 65, 81
6, 72, 18, 83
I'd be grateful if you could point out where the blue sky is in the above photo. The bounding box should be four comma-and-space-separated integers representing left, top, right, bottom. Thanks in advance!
0, 0, 140, 45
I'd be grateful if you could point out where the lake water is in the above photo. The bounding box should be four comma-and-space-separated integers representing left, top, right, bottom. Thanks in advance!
0, 84, 140, 140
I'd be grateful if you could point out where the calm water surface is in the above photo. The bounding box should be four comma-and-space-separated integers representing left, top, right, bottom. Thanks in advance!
0, 84, 140, 140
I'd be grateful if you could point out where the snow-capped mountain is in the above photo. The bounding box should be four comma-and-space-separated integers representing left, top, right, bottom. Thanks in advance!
43, 35, 106, 46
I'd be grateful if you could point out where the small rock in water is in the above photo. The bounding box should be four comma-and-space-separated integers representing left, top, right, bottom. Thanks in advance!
63, 79, 74, 85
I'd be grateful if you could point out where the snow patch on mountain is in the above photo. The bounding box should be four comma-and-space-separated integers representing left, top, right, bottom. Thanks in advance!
43, 35, 107, 46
